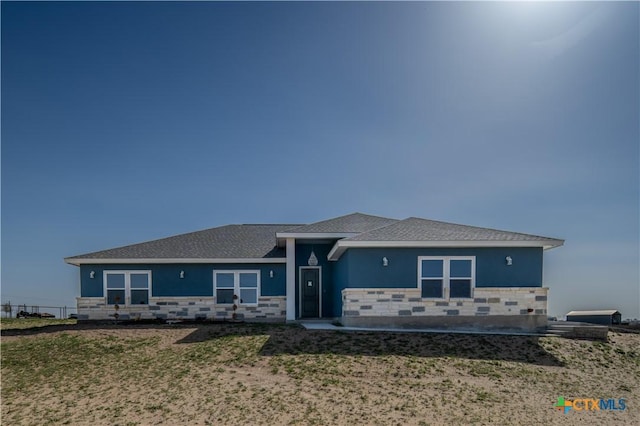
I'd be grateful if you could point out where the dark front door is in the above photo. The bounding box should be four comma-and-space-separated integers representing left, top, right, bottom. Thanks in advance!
300, 268, 320, 318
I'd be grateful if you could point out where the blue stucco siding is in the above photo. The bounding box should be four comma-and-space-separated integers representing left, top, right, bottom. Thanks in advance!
330, 250, 350, 318
327, 247, 543, 317
343, 247, 543, 288
474, 248, 543, 287
80, 263, 286, 299
80, 265, 104, 297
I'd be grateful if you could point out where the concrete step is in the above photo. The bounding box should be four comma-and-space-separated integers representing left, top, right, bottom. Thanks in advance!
546, 329, 571, 335
545, 322, 608, 340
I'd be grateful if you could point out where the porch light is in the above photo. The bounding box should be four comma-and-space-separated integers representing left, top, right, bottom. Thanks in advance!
382, 257, 389, 267
180, 271, 185, 279
269, 270, 274, 278
90, 271, 95, 279
506, 256, 513, 266
308, 251, 318, 266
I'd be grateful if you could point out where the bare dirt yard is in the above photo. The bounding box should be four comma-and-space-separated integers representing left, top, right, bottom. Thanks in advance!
2, 319, 639, 425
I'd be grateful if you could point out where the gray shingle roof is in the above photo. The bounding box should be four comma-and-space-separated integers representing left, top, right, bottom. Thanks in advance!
345, 217, 564, 246
286, 213, 398, 234
66, 213, 564, 265
65, 224, 300, 262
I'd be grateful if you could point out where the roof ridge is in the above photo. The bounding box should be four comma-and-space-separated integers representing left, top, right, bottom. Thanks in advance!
239, 223, 302, 226
284, 212, 398, 233
343, 216, 409, 240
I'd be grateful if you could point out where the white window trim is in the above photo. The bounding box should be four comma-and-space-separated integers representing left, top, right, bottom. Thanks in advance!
417, 256, 475, 300
104, 270, 152, 305
213, 270, 261, 306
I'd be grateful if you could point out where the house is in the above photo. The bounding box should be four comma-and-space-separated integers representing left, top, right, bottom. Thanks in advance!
566, 310, 622, 326
65, 213, 564, 330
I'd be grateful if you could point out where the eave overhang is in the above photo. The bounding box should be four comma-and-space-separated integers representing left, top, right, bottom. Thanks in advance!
275, 232, 358, 247
327, 239, 564, 261
64, 257, 287, 266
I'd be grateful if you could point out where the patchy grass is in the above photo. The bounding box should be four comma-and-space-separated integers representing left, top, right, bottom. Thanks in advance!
1, 323, 639, 425
1, 318, 77, 330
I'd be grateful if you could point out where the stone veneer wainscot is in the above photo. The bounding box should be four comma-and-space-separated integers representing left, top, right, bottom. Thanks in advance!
76, 296, 286, 322
341, 287, 548, 330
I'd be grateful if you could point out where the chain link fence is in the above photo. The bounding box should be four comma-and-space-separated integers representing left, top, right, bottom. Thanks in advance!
2, 302, 77, 319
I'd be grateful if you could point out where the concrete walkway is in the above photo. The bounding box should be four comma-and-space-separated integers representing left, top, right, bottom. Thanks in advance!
299, 321, 551, 337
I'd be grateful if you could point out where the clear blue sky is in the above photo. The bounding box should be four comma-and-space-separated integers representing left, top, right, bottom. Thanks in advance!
2, 2, 638, 318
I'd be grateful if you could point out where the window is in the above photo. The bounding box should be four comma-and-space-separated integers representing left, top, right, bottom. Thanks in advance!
105, 271, 151, 305
214, 270, 260, 305
418, 257, 474, 299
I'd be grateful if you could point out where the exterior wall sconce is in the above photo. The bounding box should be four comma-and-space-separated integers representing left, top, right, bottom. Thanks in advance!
382, 257, 389, 267
308, 251, 318, 266
90, 271, 95, 279
180, 271, 185, 279
505, 256, 513, 266
269, 270, 274, 278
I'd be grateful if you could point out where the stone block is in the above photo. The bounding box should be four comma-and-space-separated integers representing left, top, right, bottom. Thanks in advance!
505, 301, 518, 306
149, 306, 161, 311
167, 302, 179, 306
199, 307, 211, 311
436, 302, 449, 306
446, 310, 459, 316
457, 302, 464, 306
408, 297, 422, 302
398, 310, 412, 316
488, 298, 501, 303
535, 296, 547, 301
189, 302, 196, 305
477, 306, 490, 312
412, 306, 425, 313
344, 310, 360, 316
360, 305, 372, 310
377, 299, 390, 302
391, 294, 404, 299
474, 298, 487, 303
